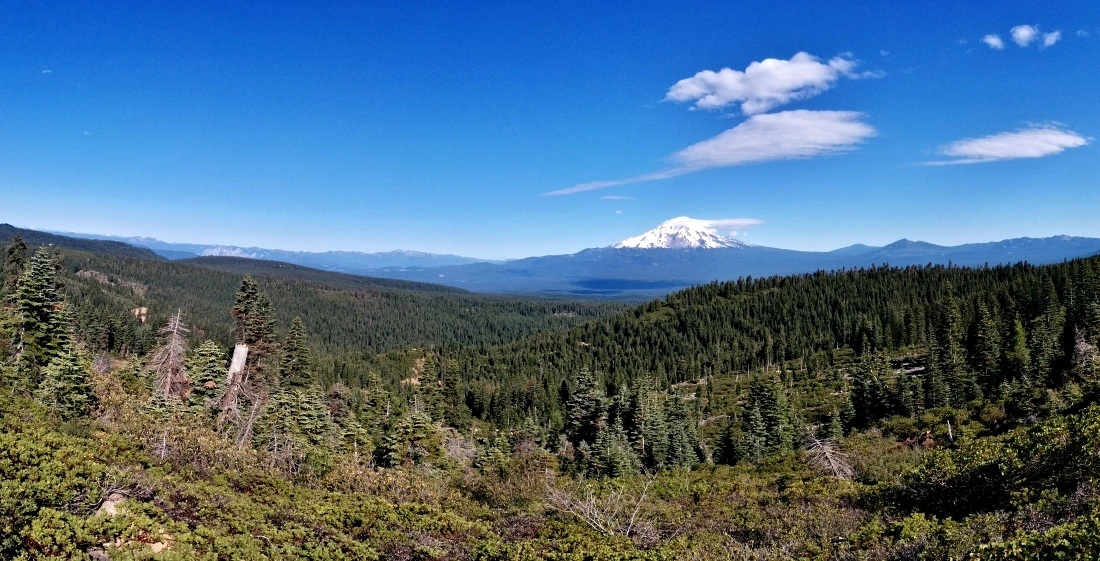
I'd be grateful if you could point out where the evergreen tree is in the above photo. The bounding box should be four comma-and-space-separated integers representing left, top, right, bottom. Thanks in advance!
564, 371, 607, 447
665, 396, 700, 469
35, 351, 95, 419
973, 303, 1004, 393
741, 404, 767, 463
927, 285, 972, 406
379, 411, 440, 467
626, 376, 669, 469
281, 317, 312, 388
592, 421, 640, 477
1, 235, 28, 299
1004, 316, 1032, 383
851, 352, 888, 428
11, 248, 66, 376
187, 340, 226, 410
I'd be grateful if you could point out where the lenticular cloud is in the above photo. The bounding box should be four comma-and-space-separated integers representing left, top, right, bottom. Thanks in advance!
672, 110, 877, 169
927, 125, 1089, 165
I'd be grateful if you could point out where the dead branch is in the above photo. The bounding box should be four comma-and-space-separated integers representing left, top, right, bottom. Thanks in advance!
804, 429, 855, 480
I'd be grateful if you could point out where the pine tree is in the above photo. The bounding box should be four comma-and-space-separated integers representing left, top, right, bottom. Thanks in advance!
665, 396, 700, 469
1, 235, 28, 299
187, 340, 226, 410
32, 308, 95, 420
380, 411, 440, 467
1004, 316, 1031, 383
851, 352, 888, 428
626, 376, 669, 469
281, 317, 312, 388
35, 351, 95, 419
565, 371, 607, 447
973, 303, 1004, 393
928, 285, 971, 406
591, 421, 640, 477
12, 248, 66, 376
741, 404, 767, 463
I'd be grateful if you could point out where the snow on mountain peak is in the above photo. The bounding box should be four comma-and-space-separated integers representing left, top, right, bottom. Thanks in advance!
613, 217, 755, 249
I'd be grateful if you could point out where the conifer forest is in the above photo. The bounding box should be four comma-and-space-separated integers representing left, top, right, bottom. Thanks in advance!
3, 230, 1100, 560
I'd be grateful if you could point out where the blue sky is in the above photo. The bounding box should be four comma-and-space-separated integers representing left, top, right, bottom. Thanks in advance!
1, 1, 1097, 259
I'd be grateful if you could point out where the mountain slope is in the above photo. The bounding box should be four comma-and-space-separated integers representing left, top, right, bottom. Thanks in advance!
371, 235, 1100, 295
52, 231, 493, 269
1, 224, 164, 260
613, 219, 751, 249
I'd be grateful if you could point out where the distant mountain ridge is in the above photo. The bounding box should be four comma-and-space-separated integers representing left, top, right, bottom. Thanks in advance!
0, 224, 164, 260
370, 234, 1100, 296
25, 224, 1100, 298
49, 231, 496, 272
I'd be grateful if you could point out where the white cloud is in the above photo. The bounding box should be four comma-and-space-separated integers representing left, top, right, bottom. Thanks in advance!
671, 110, 876, 169
660, 216, 762, 232
600, 195, 634, 201
544, 110, 876, 195
40, 69, 53, 74
925, 125, 1089, 165
1042, 31, 1062, 48
1011, 25, 1039, 47
664, 52, 873, 115
982, 34, 1005, 50
1077, 30, 1089, 38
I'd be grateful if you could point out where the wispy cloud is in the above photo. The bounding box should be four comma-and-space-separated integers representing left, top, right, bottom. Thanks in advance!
1042, 31, 1062, 48
672, 110, 875, 168
544, 110, 876, 195
924, 125, 1089, 165
40, 69, 53, 74
600, 195, 634, 201
1011, 25, 1039, 46
982, 34, 1005, 50
664, 52, 875, 115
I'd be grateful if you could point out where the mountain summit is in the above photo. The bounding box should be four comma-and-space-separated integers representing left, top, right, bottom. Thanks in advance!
613, 217, 751, 249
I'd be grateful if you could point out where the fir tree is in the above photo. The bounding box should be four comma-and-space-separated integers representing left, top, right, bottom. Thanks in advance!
281, 317, 312, 388
665, 396, 700, 469
1, 235, 28, 300
187, 340, 226, 410
973, 303, 1004, 393
12, 248, 66, 376
565, 371, 607, 447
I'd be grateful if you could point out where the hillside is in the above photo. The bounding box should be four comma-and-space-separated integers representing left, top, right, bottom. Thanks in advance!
428, 257, 1099, 430
3, 237, 1100, 559
0, 223, 164, 260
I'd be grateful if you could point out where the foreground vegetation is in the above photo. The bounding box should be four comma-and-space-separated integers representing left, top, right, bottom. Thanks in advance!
3, 233, 1100, 559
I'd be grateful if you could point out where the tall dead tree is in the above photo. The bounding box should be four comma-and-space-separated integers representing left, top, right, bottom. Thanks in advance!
217, 276, 278, 444
147, 310, 191, 403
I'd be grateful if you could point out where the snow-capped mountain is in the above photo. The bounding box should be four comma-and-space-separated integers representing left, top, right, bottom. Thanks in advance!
613, 218, 752, 249
201, 246, 266, 259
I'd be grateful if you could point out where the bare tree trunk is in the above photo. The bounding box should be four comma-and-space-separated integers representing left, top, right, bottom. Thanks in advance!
217, 344, 249, 428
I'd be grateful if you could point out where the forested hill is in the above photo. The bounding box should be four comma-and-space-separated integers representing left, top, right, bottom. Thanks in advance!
448, 257, 1100, 426
4, 236, 1100, 558
182, 255, 470, 294
0, 223, 163, 260
51, 248, 629, 358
